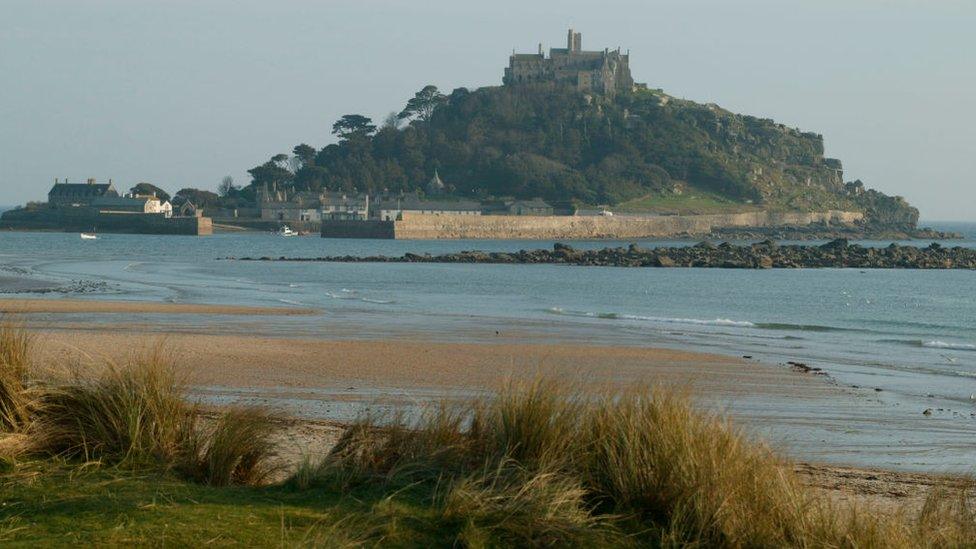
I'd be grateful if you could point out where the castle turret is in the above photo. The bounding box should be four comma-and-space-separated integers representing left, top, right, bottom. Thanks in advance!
567, 29, 582, 53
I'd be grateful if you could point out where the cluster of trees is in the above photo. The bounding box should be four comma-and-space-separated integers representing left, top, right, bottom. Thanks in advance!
46, 83, 911, 225
116, 83, 911, 219
233, 82, 846, 206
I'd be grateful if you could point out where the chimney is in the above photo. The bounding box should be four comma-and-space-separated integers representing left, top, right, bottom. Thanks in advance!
538, 43, 543, 55
87, 178, 95, 185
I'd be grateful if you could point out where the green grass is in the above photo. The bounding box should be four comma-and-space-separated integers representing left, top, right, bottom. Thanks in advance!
614, 186, 762, 215
0, 460, 473, 547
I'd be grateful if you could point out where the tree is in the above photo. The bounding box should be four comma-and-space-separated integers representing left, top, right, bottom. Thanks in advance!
218, 176, 237, 197
381, 111, 402, 131
292, 144, 317, 168
398, 85, 445, 122
173, 188, 220, 209
129, 182, 171, 202
247, 161, 293, 188
331, 115, 376, 140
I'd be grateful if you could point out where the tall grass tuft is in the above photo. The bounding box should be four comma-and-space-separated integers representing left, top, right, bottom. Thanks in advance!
0, 322, 34, 433
179, 407, 277, 487
302, 380, 976, 547
441, 460, 618, 547
35, 346, 194, 466
581, 386, 820, 546
31, 344, 276, 486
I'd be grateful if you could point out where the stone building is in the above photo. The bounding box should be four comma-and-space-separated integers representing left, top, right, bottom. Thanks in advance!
504, 29, 635, 96
91, 194, 172, 217
258, 184, 370, 222
48, 178, 119, 207
506, 198, 553, 216
258, 184, 322, 222
373, 193, 482, 221
321, 191, 369, 221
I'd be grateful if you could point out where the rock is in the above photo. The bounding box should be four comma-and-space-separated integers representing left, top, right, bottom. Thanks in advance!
923, 408, 933, 416
655, 255, 675, 267
247, 241, 976, 270
819, 238, 849, 250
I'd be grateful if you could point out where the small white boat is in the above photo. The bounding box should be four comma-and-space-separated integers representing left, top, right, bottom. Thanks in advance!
277, 226, 298, 237
80, 233, 98, 240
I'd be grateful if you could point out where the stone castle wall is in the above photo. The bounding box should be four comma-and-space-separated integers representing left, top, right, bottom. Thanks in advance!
389, 210, 864, 240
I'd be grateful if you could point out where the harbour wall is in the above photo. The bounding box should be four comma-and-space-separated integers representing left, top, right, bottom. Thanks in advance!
321, 210, 864, 240
0, 208, 212, 235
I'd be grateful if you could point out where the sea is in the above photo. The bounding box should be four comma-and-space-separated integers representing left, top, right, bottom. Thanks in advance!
1, 221, 974, 472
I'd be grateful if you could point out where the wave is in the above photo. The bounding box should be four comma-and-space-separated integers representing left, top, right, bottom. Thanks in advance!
326, 290, 393, 305
277, 298, 304, 306
545, 307, 755, 327
879, 339, 976, 351
755, 322, 852, 333
361, 298, 395, 304
325, 292, 359, 300
924, 340, 976, 351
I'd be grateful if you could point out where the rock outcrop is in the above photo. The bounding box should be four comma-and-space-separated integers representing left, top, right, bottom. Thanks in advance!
232, 240, 976, 269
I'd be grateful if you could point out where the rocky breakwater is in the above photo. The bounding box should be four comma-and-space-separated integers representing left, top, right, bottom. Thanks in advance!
232, 239, 976, 269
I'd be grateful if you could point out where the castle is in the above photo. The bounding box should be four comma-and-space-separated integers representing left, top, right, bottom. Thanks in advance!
503, 29, 636, 96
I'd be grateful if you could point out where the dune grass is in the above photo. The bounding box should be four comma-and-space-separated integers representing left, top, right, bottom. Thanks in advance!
0, 323, 33, 433
0, 326, 276, 487
1, 324, 976, 546
301, 380, 976, 547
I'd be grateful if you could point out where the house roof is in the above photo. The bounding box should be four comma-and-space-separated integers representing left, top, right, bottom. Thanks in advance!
378, 194, 481, 212
90, 196, 153, 208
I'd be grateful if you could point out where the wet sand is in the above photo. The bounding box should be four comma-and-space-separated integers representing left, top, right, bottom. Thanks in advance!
35, 330, 824, 397
0, 298, 315, 316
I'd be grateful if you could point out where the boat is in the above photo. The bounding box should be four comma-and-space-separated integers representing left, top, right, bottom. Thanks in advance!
80, 232, 98, 240
277, 225, 298, 237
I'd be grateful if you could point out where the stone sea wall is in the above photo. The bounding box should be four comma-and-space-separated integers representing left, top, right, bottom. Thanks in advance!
382, 210, 865, 240
0, 208, 212, 235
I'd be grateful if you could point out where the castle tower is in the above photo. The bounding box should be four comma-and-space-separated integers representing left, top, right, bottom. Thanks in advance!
567, 29, 581, 53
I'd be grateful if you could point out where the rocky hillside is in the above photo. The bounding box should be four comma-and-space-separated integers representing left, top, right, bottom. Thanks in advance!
241, 83, 919, 230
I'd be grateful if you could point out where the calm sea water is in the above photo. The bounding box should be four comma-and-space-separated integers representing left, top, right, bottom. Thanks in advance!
1, 222, 974, 470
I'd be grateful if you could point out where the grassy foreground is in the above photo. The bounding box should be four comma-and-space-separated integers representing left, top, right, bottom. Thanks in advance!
2, 323, 976, 547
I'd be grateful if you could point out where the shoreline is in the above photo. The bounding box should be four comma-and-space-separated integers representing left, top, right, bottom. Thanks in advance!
18, 322, 973, 510
0, 297, 315, 315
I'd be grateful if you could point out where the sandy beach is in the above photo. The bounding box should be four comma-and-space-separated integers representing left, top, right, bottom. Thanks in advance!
35, 329, 823, 396
0, 298, 315, 316
6, 293, 966, 512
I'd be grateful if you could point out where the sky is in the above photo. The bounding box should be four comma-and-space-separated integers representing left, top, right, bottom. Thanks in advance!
1, 0, 973, 221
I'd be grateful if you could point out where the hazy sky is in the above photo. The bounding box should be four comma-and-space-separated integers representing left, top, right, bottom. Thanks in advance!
1, 0, 973, 220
